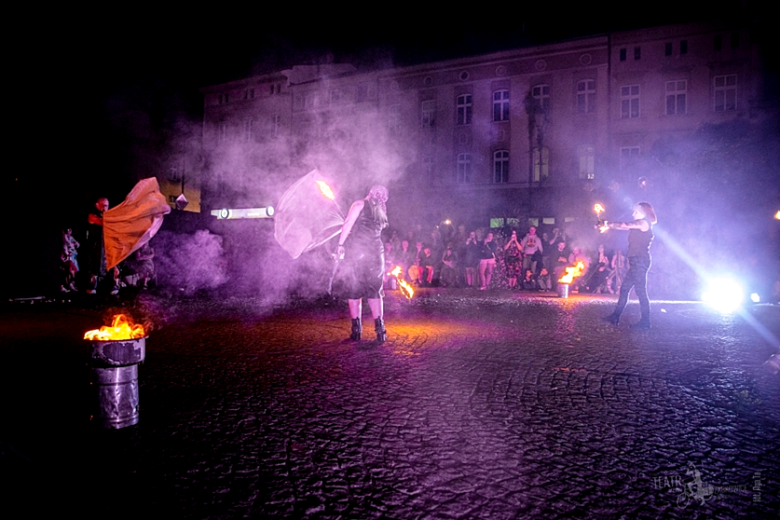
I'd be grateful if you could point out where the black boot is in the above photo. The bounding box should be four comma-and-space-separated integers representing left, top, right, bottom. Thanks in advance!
374, 317, 387, 343
602, 313, 620, 326
350, 318, 362, 341
630, 317, 651, 330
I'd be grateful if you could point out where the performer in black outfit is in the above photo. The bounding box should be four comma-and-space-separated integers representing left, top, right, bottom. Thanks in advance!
602, 202, 657, 329
336, 185, 389, 342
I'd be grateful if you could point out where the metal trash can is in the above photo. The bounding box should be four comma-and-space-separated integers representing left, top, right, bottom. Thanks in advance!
557, 283, 569, 298
88, 337, 146, 429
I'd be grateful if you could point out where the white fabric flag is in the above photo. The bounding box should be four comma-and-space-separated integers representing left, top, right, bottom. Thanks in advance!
274, 169, 345, 259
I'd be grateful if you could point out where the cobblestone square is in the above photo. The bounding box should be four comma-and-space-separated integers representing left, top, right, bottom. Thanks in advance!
1, 290, 778, 519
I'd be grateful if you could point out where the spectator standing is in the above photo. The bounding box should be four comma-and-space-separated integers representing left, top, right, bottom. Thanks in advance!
61, 228, 80, 292
520, 226, 544, 274
464, 231, 480, 288
503, 230, 522, 288
478, 232, 497, 290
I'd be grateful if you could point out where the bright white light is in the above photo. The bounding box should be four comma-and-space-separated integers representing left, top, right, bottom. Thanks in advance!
750, 293, 761, 303
702, 277, 745, 313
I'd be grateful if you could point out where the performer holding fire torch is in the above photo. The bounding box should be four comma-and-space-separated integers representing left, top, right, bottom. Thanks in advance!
602, 202, 657, 329
336, 185, 389, 343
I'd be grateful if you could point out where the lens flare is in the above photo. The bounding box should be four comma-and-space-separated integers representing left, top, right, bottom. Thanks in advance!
702, 277, 745, 313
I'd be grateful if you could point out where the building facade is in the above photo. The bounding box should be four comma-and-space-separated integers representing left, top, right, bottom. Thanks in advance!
200, 21, 764, 230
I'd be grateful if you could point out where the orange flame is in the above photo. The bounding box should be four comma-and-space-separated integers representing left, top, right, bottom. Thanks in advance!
389, 265, 414, 299
594, 203, 605, 215
316, 180, 335, 200
84, 314, 146, 341
558, 261, 586, 284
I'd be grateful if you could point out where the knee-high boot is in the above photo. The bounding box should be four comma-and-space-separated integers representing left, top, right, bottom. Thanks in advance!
350, 318, 362, 341
374, 317, 387, 343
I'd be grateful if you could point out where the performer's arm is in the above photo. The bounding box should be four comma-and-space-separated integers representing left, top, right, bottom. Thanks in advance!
87, 213, 103, 226
338, 200, 365, 249
608, 219, 650, 232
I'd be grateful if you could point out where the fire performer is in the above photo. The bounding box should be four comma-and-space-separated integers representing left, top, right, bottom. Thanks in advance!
602, 202, 657, 329
335, 185, 389, 342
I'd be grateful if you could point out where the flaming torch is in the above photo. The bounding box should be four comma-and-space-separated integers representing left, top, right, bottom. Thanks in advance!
594, 203, 609, 233
557, 261, 586, 298
388, 265, 414, 300
84, 314, 147, 429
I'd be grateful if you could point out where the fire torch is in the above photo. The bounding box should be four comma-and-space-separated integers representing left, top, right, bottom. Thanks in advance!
594, 203, 609, 234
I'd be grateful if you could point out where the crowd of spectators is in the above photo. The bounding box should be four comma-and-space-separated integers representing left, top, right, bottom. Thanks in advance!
382, 222, 627, 294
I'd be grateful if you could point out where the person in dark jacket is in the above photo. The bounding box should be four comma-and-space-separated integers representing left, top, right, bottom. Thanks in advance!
602, 202, 657, 329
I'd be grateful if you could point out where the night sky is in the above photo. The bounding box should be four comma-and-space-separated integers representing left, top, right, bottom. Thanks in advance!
13, 3, 771, 196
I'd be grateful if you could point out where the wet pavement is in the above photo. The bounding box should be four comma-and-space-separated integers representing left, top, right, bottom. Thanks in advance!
1, 289, 779, 519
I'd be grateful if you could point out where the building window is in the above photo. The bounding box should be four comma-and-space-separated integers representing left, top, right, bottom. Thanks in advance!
456, 94, 472, 125
243, 120, 253, 141
620, 147, 640, 170
493, 90, 510, 121
714, 75, 737, 111
532, 146, 549, 182
423, 157, 435, 185
634, 46, 641, 60
577, 80, 596, 113
620, 48, 627, 61
665, 42, 673, 56
217, 122, 228, 143
456, 153, 472, 183
532, 84, 550, 111
665, 80, 687, 115
271, 115, 280, 137
578, 145, 595, 179
680, 40, 688, 54
620, 85, 640, 119
493, 150, 509, 183
422, 100, 436, 128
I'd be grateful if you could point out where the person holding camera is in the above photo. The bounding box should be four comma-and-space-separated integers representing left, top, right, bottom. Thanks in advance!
504, 230, 523, 288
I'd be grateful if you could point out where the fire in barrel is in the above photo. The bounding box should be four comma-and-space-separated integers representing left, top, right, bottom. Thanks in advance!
84, 314, 147, 429
557, 261, 586, 298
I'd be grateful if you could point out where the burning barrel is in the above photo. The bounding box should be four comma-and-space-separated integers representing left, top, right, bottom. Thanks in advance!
557, 261, 585, 298
85, 315, 146, 429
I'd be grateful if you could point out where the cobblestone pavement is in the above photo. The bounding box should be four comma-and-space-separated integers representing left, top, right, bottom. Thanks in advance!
1, 290, 779, 519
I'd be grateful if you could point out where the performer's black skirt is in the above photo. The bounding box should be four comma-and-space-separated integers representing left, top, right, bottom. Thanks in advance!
335, 248, 385, 300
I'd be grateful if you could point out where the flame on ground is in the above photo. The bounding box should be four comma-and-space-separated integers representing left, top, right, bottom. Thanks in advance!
389, 265, 414, 299
558, 261, 586, 284
84, 314, 146, 341
316, 180, 335, 200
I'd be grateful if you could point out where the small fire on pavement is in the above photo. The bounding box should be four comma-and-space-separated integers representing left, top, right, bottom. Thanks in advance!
84, 314, 146, 341
388, 265, 414, 299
